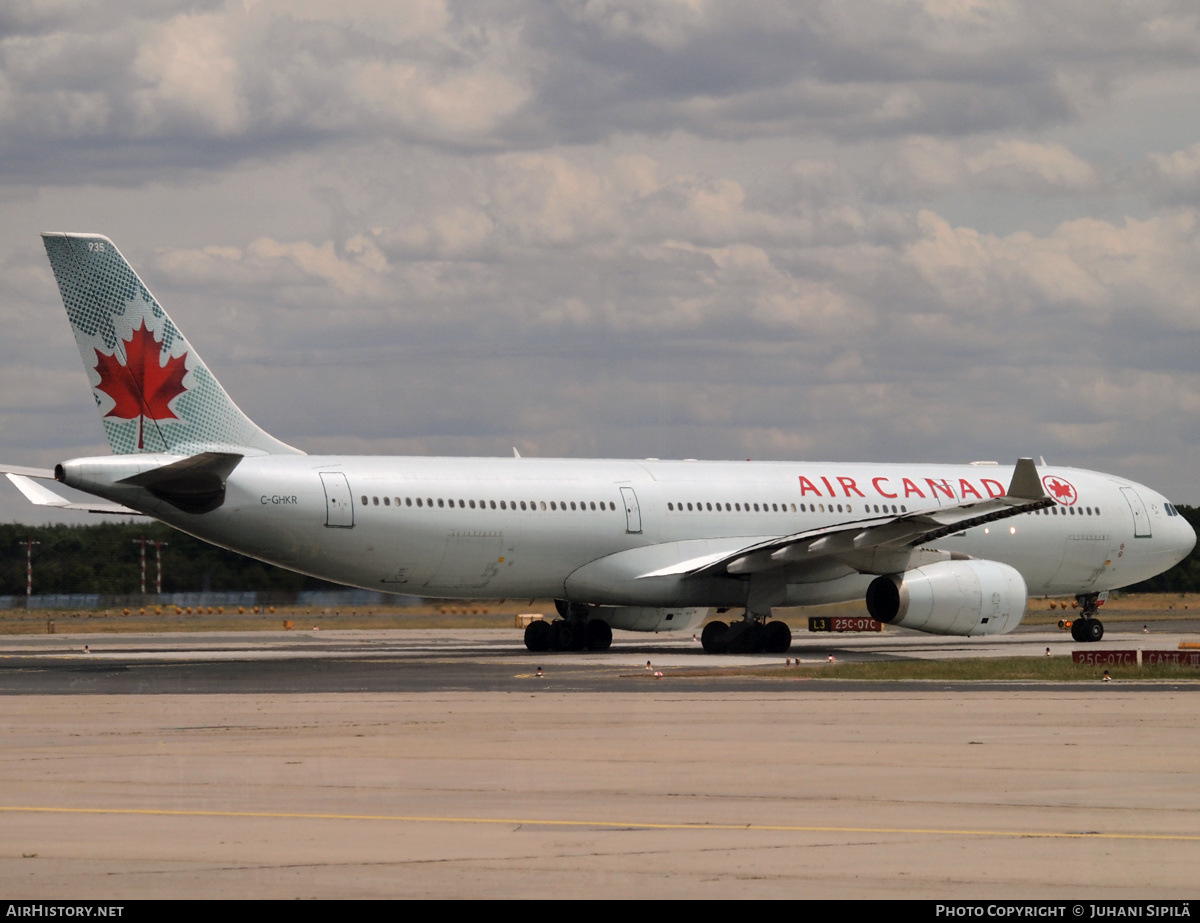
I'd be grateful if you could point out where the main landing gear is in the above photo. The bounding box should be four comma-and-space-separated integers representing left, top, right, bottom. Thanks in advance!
523, 619, 612, 651
701, 616, 792, 654
524, 601, 613, 652
1070, 592, 1105, 643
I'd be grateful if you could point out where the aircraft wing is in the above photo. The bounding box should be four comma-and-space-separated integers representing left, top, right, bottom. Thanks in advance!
679, 457, 1054, 579
4, 473, 143, 516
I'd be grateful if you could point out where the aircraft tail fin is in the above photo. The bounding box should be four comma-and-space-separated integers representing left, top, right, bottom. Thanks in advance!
41, 233, 302, 457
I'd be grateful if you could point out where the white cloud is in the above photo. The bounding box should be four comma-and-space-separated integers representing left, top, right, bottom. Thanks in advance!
905, 208, 1200, 327
965, 140, 1097, 192
877, 137, 1100, 198
133, 13, 246, 136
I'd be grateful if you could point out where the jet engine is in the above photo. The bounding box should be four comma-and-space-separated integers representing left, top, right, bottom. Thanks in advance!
865, 560, 1027, 636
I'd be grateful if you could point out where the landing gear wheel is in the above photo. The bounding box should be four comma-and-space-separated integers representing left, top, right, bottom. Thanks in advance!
1085, 619, 1104, 642
585, 619, 613, 651
725, 622, 756, 654
524, 619, 551, 652
551, 619, 584, 651
763, 620, 792, 654
1070, 619, 1085, 642
701, 620, 728, 653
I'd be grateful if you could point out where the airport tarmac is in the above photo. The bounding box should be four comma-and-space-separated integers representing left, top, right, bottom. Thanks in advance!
1, 624, 1199, 692
2, 627, 1199, 898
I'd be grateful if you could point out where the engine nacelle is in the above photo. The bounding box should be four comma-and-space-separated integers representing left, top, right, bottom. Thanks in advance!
865, 560, 1027, 636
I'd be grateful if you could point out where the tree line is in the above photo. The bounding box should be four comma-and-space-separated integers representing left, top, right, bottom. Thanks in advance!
0, 522, 339, 596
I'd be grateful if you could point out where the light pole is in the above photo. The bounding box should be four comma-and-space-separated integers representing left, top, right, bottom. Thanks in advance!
132, 535, 146, 595
154, 540, 168, 594
21, 539, 40, 597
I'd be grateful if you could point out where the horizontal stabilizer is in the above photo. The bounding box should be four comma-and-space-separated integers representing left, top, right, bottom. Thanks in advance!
119, 452, 243, 514
5, 473, 142, 515
0, 464, 56, 479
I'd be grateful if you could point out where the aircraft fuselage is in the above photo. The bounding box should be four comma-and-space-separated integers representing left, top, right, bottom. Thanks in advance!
59, 455, 1193, 627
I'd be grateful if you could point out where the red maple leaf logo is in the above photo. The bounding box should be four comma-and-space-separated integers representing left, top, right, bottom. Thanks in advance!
1042, 476, 1077, 505
94, 320, 188, 449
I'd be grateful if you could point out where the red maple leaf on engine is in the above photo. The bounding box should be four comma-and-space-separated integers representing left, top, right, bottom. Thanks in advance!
94, 320, 188, 449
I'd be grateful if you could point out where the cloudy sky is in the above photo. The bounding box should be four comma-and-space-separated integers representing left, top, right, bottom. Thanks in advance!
1, 0, 1199, 524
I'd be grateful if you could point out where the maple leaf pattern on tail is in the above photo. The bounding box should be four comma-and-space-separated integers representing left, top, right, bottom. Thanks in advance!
94, 320, 188, 450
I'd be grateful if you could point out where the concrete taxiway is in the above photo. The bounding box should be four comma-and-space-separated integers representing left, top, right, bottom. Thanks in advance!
1, 627, 1199, 898
1, 625, 1198, 692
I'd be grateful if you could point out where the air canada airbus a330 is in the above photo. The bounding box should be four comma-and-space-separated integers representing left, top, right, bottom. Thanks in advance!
3, 234, 1194, 653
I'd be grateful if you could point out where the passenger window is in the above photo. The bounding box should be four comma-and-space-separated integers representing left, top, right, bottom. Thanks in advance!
361, 495, 368, 506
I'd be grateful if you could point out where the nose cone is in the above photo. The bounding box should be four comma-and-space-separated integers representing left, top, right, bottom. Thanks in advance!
1172, 514, 1197, 568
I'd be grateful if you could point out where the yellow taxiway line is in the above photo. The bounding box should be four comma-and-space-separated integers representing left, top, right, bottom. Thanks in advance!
2, 805, 1199, 842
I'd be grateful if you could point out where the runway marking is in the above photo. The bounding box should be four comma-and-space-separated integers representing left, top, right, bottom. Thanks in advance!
2, 806, 1198, 842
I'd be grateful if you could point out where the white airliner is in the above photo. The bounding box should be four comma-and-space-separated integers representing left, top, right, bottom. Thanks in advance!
3, 233, 1194, 652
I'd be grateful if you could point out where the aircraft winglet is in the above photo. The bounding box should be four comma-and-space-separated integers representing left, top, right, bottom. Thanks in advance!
1007, 457, 1046, 501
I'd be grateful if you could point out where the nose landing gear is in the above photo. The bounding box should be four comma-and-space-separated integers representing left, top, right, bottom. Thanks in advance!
1070, 593, 1105, 642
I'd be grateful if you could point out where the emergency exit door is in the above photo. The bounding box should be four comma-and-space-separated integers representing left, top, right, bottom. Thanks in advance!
620, 487, 642, 534
320, 472, 355, 528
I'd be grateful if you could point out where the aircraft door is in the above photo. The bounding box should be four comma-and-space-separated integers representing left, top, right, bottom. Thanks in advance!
620, 487, 642, 534
1120, 487, 1151, 538
320, 472, 355, 528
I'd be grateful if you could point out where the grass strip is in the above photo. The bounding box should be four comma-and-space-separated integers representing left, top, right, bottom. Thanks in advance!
667, 655, 1200, 682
